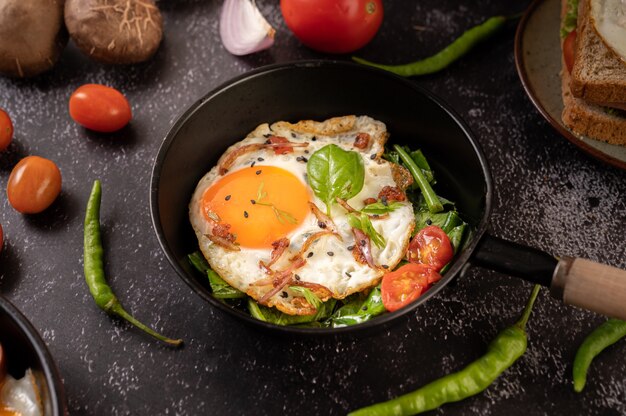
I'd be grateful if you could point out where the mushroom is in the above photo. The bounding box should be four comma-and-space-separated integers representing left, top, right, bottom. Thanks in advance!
64, 0, 163, 64
0, 0, 67, 78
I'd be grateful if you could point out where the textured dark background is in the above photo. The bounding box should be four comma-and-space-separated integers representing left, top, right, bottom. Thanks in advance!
1, 0, 625, 415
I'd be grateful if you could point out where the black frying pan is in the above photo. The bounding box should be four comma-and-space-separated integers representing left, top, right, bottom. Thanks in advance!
150, 61, 626, 334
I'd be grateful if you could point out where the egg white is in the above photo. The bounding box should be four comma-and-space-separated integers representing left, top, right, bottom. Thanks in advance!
591, 0, 626, 63
189, 116, 415, 315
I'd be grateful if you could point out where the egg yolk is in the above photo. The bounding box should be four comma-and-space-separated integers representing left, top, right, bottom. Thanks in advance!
202, 166, 311, 249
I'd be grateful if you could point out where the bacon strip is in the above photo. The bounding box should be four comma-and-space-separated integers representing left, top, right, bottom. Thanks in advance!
308, 202, 340, 234
259, 238, 290, 271
352, 228, 376, 269
205, 233, 241, 251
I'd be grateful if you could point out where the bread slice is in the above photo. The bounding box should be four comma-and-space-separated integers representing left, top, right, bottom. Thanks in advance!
560, 0, 626, 145
570, 0, 626, 110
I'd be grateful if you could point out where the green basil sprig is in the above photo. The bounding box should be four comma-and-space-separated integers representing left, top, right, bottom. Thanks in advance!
307, 144, 365, 215
361, 201, 404, 215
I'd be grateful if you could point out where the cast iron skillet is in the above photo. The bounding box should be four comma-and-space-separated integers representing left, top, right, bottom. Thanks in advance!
150, 61, 626, 334
0, 295, 67, 414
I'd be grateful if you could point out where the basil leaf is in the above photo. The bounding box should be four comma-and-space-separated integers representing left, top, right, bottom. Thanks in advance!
307, 144, 365, 214
208, 270, 246, 299
361, 201, 404, 215
347, 213, 385, 249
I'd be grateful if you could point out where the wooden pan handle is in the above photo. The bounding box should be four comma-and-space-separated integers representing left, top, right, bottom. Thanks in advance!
551, 257, 626, 320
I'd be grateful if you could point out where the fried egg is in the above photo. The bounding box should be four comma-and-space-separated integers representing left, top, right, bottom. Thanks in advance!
591, 0, 626, 63
0, 344, 44, 416
189, 115, 415, 315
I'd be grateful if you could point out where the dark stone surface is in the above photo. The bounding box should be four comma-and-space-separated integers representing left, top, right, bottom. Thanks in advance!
0, 0, 625, 415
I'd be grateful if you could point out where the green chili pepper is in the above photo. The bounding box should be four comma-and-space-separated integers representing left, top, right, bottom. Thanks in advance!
352, 16, 507, 77
394, 144, 443, 213
572, 318, 626, 392
84, 180, 183, 346
349, 285, 541, 416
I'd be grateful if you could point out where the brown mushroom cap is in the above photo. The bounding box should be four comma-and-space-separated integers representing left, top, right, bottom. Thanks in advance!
64, 0, 163, 65
0, 0, 68, 78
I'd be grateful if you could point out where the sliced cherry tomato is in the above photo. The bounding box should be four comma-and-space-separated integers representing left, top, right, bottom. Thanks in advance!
0, 108, 13, 151
69, 84, 132, 133
280, 0, 383, 54
407, 225, 454, 272
381, 263, 442, 312
268, 136, 294, 155
563, 30, 577, 73
7, 156, 62, 214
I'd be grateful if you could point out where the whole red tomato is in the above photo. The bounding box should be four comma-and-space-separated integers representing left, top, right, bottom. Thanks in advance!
281, 0, 384, 54
0, 108, 13, 151
69, 84, 132, 133
7, 156, 62, 214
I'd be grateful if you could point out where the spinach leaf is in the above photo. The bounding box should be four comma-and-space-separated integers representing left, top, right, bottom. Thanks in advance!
347, 212, 385, 248
188, 251, 210, 275
208, 270, 246, 299
248, 298, 337, 326
329, 285, 386, 327
384, 146, 434, 184
307, 144, 365, 214
361, 200, 404, 215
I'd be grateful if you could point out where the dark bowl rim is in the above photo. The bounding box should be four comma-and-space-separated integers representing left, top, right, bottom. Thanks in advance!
0, 295, 67, 415
150, 59, 493, 335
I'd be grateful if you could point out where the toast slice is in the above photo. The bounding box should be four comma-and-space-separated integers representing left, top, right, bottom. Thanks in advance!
570, 0, 626, 110
560, 0, 626, 145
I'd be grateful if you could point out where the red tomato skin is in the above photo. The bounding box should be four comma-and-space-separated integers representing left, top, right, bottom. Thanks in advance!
280, 0, 383, 54
7, 156, 62, 214
563, 30, 576, 73
69, 84, 132, 133
407, 225, 454, 272
381, 263, 442, 312
0, 109, 13, 151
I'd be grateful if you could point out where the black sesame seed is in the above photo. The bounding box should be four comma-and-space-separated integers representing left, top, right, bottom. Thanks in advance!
362, 306, 368, 311
264, 139, 271, 144
370, 154, 376, 160
382, 264, 389, 269
360, 239, 366, 246
263, 133, 272, 138
257, 157, 264, 161
244, 211, 249, 218
307, 252, 314, 258
327, 251, 334, 257
304, 150, 309, 154
295, 274, 301, 281
318, 221, 327, 229
296, 156, 308, 163
311, 136, 317, 141
425, 219, 432, 225
291, 132, 296, 138
256, 170, 262, 175
225, 195, 231, 201
345, 271, 352, 277
381, 196, 388, 206
250, 199, 256, 204
251, 161, 256, 167
281, 291, 288, 298
347, 245, 355, 251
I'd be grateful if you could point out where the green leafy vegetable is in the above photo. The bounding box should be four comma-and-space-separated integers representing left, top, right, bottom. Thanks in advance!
329, 285, 386, 327
561, 0, 579, 38
307, 144, 365, 215
208, 270, 246, 299
361, 200, 404, 215
347, 212, 385, 248
188, 251, 210, 275
384, 146, 434, 184
394, 145, 443, 213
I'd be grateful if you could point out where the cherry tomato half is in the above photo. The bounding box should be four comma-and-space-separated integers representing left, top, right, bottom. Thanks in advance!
0, 109, 13, 151
280, 0, 383, 54
381, 263, 442, 312
407, 225, 454, 272
7, 156, 62, 214
69, 84, 132, 133
563, 30, 577, 73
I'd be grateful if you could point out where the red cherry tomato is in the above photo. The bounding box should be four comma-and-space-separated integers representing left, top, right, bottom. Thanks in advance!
407, 225, 454, 272
280, 0, 383, 54
0, 109, 13, 151
268, 135, 294, 155
381, 263, 442, 312
563, 30, 576, 73
69, 84, 132, 133
7, 156, 62, 214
